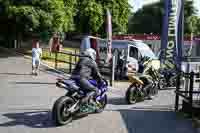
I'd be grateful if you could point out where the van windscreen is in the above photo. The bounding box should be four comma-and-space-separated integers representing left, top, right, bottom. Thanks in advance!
132, 42, 157, 59
129, 46, 138, 59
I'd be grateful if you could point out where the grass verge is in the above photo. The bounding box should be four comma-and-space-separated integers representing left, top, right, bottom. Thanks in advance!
21, 47, 79, 63
19, 47, 79, 72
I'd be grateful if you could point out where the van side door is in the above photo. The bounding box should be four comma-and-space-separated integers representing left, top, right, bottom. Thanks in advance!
128, 45, 139, 60
126, 45, 140, 72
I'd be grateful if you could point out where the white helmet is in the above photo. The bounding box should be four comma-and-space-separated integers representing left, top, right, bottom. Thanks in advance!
84, 48, 96, 60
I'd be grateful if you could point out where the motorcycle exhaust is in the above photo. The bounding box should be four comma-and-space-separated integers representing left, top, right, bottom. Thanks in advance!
56, 81, 67, 88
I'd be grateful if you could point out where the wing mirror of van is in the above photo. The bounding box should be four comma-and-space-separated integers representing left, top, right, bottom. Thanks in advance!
157, 49, 165, 60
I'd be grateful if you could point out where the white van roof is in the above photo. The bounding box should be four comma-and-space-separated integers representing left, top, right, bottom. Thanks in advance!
112, 40, 158, 59
99, 39, 145, 48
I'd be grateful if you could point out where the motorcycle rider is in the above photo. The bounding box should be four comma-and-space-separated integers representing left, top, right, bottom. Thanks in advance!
71, 48, 102, 104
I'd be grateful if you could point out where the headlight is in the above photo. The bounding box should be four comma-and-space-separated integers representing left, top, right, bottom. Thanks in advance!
151, 60, 160, 70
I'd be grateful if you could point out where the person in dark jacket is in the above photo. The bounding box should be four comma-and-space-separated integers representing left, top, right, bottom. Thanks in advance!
117, 50, 125, 80
71, 48, 102, 103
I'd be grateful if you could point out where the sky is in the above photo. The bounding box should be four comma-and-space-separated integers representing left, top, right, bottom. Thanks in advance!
128, 0, 200, 16
129, 0, 143, 12
195, 0, 200, 16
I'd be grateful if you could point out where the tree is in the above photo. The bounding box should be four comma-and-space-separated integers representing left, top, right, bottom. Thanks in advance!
0, 0, 77, 47
197, 18, 200, 35
0, 1, 76, 37
184, 0, 197, 34
128, 2, 164, 34
103, 0, 131, 34
63, 0, 77, 32
186, 16, 200, 36
75, 0, 104, 34
8, 0, 76, 33
128, 0, 196, 35
186, 16, 199, 35
75, 0, 131, 35
0, 0, 131, 46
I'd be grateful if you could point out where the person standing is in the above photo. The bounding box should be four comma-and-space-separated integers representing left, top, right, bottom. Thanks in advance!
117, 49, 125, 80
32, 39, 42, 76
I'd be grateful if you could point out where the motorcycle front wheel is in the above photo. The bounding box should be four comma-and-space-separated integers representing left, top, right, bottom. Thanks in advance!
126, 85, 142, 104
95, 94, 107, 113
158, 78, 166, 90
52, 96, 75, 126
151, 83, 158, 95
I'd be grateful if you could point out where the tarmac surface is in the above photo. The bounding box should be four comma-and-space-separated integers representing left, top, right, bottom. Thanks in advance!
0, 49, 199, 133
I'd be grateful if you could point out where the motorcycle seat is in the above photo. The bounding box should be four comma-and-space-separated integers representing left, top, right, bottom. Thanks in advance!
63, 79, 90, 96
128, 75, 144, 85
63, 79, 80, 91
139, 74, 153, 80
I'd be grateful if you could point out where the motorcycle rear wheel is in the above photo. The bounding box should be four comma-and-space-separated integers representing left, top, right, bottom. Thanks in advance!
126, 85, 142, 104
151, 84, 158, 95
52, 96, 75, 126
158, 78, 166, 90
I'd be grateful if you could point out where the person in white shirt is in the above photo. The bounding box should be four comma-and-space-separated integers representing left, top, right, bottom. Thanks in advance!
32, 40, 42, 75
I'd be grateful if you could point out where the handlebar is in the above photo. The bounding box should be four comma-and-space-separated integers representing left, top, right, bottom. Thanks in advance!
102, 78, 108, 86
98, 76, 108, 86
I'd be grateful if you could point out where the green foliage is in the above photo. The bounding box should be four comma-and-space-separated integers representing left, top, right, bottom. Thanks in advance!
185, 13, 200, 36
7, 0, 73, 33
184, 0, 197, 34
197, 19, 200, 35
186, 16, 199, 33
75, 0, 131, 35
0, 0, 77, 37
76, 0, 104, 34
128, 2, 164, 34
0, 0, 131, 40
128, 0, 198, 35
101, 0, 131, 33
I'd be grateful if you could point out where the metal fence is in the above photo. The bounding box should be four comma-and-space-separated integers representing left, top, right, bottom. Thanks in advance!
175, 58, 200, 115
54, 51, 80, 73
43, 49, 115, 86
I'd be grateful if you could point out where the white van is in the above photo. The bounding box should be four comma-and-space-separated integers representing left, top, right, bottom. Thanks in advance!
80, 37, 159, 77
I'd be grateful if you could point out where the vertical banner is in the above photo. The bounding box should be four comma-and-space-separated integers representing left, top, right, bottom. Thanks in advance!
160, 0, 183, 71
176, 0, 184, 69
106, 9, 112, 63
160, 0, 169, 65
